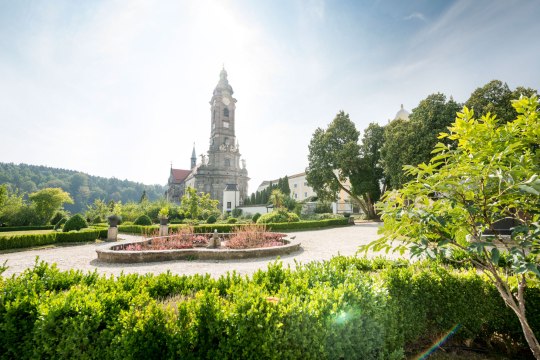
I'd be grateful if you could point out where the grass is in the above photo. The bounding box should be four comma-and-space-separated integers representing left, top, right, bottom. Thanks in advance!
0, 229, 56, 237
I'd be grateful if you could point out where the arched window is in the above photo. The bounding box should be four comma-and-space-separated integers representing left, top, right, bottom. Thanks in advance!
223, 108, 229, 117
225, 158, 231, 167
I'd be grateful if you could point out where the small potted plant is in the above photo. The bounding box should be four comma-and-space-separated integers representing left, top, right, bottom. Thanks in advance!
158, 206, 169, 225
107, 214, 122, 227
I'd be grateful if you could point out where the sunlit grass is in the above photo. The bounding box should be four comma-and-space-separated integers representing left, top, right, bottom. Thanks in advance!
0, 230, 55, 237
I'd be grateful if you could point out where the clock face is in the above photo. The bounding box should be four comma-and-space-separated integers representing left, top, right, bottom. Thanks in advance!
222, 97, 230, 106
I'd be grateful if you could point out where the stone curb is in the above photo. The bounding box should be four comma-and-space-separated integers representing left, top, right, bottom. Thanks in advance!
96, 235, 301, 263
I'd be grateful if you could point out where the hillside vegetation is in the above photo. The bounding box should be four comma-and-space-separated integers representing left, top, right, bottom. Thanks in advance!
0, 162, 165, 213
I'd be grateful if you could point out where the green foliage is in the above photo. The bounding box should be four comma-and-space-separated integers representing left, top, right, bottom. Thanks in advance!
0, 229, 102, 250
381, 93, 461, 189
2, 258, 539, 358
227, 217, 238, 224
231, 207, 242, 218
0, 162, 166, 213
465, 80, 538, 124
28, 188, 74, 225
306, 111, 360, 202
0, 225, 54, 232
53, 217, 67, 230
134, 214, 153, 226
245, 177, 292, 206
63, 214, 88, 232
257, 209, 300, 224
180, 187, 219, 220
363, 96, 540, 356
269, 189, 285, 209
251, 213, 261, 223
206, 215, 217, 224
314, 201, 332, 214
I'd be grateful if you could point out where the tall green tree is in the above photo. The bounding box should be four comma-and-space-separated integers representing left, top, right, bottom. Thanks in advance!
306, 111, 375, 216
381, 93, 461, 189
28, 188, 73, 225
362, 97, 540, 358
465, 80, 538, 124
350, 123, 385, 218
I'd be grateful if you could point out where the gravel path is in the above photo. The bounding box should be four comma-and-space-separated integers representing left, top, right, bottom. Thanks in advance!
0, 223, 399, 278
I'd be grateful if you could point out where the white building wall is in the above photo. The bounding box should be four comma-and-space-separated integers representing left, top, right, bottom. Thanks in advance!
222, 190, 240, 212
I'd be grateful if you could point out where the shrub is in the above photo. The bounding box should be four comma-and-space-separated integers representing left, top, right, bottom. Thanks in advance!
227, 217, 238, 224
0, 225, 54, 232
92, 216, 102, 224
256, 209, 300, 224
53, 217, 67, 230
134, 215, 153, 226
206, 215, 217, 224
251, 213, 261, 223
50, 211, 65, 226
63, 214, 88, 232
231, 208, 243, 218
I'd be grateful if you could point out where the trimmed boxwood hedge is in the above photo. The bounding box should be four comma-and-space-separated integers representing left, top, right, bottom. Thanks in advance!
0, 257, 538, 358
0, 225, 54, 232
0, 229, 106, 250
117, 218, 350, 235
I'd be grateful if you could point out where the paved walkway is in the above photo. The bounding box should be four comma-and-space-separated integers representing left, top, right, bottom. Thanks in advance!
0, 223, 400, 278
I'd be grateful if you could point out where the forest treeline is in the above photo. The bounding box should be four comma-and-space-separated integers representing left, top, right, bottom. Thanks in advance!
0, 162, 165, 213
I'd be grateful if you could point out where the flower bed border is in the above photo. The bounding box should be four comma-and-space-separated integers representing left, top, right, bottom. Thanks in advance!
96, 233, 301, 263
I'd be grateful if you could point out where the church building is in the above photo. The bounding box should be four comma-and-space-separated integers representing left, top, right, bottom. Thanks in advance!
166, 68, 249, 211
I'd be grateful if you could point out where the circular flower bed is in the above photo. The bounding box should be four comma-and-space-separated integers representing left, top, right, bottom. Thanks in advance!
96, 230, 301, 263
118, 232, 287, 251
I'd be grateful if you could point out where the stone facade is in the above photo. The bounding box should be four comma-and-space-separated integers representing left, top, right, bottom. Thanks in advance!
166, 69, 249, 209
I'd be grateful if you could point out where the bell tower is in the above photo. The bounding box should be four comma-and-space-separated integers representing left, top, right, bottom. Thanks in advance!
207, 67, 241, 171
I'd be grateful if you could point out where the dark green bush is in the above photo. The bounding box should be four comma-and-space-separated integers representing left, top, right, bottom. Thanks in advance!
0, 225, 54, 232
56, 229, 100, 243
231, 208, 243, 218
227, 217, 238, 224
53, 217, 67, 230
92, 216, 102, 224
50, 211, 65, 226
63, 214, 88, 232
134, 215, 153, 226
206, 215, 217, 224
251, 212, 261, 223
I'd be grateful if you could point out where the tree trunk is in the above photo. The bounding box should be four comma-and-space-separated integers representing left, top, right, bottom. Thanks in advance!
492, 273, 540, 359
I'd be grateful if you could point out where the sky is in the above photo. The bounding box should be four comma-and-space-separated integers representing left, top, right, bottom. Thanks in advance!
1, 0, 539, 193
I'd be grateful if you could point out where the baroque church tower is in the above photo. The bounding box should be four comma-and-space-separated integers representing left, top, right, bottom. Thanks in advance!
167, 68, 249, 210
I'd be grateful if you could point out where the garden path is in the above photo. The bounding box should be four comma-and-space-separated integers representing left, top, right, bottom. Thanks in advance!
0, 222, 405, 278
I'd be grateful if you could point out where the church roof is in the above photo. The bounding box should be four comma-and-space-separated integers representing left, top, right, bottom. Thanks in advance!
171, 168, 191, 183
224, 184, 239, 191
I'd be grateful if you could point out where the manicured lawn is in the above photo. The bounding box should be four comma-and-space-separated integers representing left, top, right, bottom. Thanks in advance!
0, 230, 56, 237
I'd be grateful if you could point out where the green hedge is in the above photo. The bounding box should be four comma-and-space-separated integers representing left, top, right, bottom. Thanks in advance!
0, 229, 106, 250
0, 257, 538, 358
117, 219, 349, 235
0, 225, 54, 232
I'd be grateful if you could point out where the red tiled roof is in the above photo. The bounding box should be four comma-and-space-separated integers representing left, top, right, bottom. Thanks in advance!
171, 169, 191, 183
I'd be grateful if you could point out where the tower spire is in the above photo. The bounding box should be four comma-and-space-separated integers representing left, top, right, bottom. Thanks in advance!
191, 143, 196, 169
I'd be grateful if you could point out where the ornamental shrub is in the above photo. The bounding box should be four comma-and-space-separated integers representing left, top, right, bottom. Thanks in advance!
134, 215, 153, 226
227, 217, 237, 224
54, 217, 67, 230
256, 209, 300, 224
62, 214, 88, 232
231, 208, 243, 218
206, 215, 217, 224
251, 213, 261, 223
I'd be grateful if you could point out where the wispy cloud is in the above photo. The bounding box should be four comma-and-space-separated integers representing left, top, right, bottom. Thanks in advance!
404, 12, 426, 22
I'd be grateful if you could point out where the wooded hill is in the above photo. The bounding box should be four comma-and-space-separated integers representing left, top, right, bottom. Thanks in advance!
0, 162, 166, 213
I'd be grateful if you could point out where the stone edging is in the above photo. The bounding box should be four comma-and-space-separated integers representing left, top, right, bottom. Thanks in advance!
96, 236, 301, 263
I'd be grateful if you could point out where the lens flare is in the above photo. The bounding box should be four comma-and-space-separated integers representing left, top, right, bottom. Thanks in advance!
415, 324, 461, 360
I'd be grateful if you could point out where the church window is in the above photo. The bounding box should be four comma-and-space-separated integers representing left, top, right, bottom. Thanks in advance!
224, 108, 229, 117
225, 158, 231, 167
223, 121, 229, 128
225, 137, 230, 145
